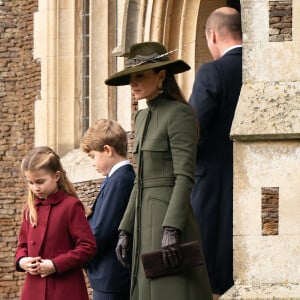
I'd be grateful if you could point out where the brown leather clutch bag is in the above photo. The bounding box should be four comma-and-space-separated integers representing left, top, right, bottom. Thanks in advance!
141, 240, 204, 279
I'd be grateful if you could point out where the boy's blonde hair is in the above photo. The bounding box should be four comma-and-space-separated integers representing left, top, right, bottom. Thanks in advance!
81, 119, 128, 157
21, 146, 78, 226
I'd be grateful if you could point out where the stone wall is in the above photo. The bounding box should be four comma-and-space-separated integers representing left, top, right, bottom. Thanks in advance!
0, 0, 40, 299
0, 1, 137, 298
225, 0, 300, 298
269, 0, 292, 42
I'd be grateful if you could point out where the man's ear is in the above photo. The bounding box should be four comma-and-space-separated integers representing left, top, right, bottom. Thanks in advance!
211, 29, 217, 44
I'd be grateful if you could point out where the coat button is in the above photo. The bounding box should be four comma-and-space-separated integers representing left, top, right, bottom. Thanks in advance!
30, 240, 36, 245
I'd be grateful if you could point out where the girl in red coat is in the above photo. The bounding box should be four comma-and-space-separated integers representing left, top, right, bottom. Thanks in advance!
15, 146, 97, 300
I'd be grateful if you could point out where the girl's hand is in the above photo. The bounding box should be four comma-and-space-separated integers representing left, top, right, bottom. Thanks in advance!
39, 259, 56, 278
19, 257, 42, 275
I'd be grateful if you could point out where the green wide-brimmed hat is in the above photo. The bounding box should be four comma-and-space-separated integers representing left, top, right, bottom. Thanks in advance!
105, 42, 190, 86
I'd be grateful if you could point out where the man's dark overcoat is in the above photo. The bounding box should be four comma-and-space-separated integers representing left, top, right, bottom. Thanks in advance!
15, 190, 97, 300
189, 47, 242, 295
119, 95, 212, 300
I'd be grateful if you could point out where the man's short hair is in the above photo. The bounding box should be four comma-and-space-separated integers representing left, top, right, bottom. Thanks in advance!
206, 8, 242, 40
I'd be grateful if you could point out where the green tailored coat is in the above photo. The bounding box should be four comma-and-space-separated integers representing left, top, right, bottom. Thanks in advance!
119, 95, 212, 300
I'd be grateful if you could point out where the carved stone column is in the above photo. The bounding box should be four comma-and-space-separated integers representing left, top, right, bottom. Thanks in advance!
222, 0, 300, 298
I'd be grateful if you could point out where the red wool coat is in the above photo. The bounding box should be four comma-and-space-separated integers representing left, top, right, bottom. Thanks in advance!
15, 190, 97, 300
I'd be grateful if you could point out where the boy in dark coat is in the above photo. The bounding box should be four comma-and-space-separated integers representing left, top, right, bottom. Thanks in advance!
81, 119, 135, 300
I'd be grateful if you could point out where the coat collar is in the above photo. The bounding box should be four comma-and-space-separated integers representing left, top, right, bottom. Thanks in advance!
34, 189, 67, 206
223, 46, 242, 56
146, 94, 167, 110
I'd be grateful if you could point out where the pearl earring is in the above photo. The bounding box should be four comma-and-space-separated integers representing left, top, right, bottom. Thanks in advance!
158, 83, 163, 93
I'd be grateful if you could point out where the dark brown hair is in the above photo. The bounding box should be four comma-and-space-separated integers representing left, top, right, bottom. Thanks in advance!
153, 67, 187, 104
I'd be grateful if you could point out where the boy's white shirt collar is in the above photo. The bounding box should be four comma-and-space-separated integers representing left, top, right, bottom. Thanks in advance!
108, 160, 130, 177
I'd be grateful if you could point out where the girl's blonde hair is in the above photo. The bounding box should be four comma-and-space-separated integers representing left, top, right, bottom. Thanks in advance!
21, 146, 78, 226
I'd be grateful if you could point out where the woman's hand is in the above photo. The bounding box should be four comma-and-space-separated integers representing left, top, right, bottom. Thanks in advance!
161, 227, 182, 268
115, 230, 131, 268
39, 259, 56, 278
19, 256, 42, 276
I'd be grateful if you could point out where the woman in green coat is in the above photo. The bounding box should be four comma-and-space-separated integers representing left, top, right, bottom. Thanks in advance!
105, 42, 212, 300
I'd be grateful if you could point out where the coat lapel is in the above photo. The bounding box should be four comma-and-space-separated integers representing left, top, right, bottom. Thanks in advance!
91, 177, 109, 212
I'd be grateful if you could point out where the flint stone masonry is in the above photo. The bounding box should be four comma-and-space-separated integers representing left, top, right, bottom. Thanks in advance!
2, 0, 300, 299
269, 0, 292, 42
261, 187, 279, 236
0, 0, 136, 298
0, 0, 40, 299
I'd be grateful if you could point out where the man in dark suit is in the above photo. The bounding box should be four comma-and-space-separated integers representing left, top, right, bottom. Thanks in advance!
189, 7, 242, 299
81, 119, 135, 300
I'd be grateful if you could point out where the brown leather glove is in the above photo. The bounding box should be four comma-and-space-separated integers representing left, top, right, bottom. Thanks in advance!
161, 226, 182, 268
115, 230, 131, 268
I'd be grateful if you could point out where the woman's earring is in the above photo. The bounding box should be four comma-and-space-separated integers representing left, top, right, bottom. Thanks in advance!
158, 82, 163, 94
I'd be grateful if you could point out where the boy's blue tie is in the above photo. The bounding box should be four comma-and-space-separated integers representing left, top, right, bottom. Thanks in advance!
101, 176, 109, 190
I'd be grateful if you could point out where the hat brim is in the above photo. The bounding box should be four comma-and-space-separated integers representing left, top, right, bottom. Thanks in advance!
105, 59, 190, 86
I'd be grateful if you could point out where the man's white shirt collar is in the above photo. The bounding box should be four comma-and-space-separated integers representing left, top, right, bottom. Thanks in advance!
222, 45, 242, 56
